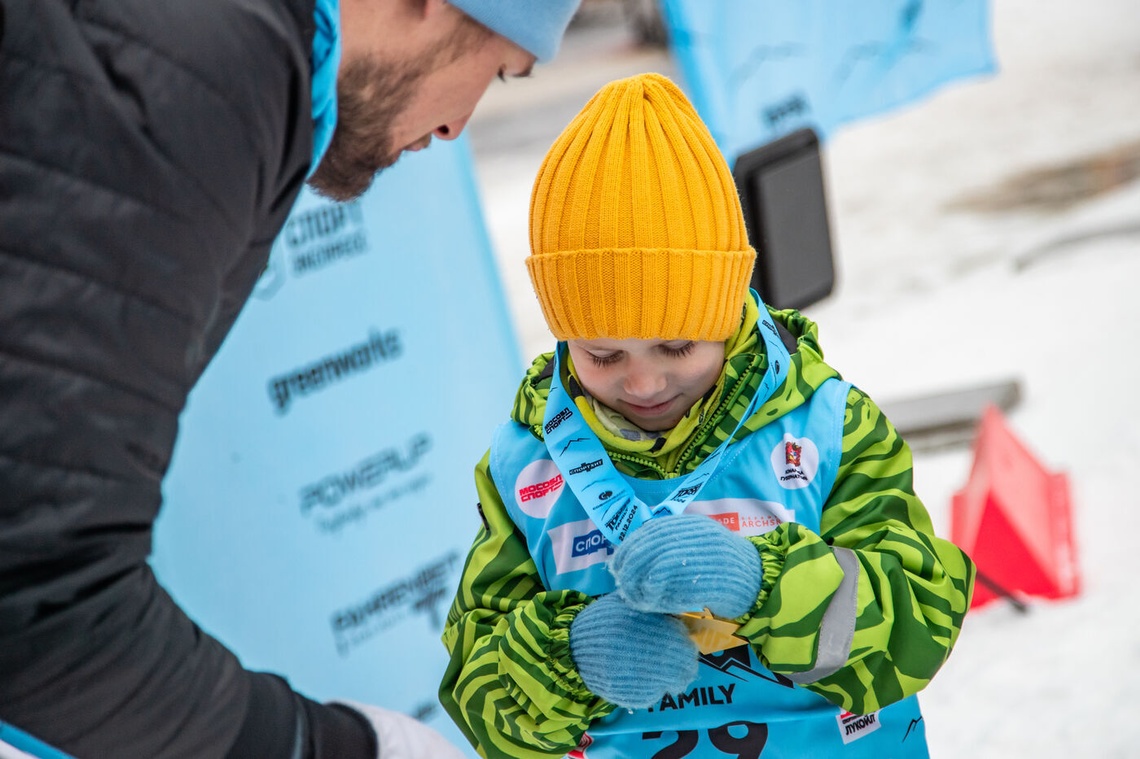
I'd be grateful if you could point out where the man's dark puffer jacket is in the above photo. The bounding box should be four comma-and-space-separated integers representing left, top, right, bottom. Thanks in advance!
0, 0, 374, 755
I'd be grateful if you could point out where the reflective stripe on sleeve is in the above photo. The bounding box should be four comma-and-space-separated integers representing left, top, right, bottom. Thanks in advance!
788, 546, 859, 684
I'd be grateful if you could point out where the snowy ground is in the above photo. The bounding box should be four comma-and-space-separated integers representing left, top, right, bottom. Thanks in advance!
467, 1, 1140, 756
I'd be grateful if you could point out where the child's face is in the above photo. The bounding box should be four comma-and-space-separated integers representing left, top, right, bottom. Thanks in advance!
566, 338, 726, 432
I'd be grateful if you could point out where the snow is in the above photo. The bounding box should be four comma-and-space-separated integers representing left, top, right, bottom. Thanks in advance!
467, 1, 1140, 755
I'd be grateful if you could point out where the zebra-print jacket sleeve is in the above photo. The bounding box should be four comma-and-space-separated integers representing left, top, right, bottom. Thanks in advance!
439, 451, 614, 759
734, 386, 975, 714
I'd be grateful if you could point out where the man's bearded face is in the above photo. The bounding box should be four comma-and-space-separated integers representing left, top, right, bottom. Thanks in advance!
307, 19, 493, 202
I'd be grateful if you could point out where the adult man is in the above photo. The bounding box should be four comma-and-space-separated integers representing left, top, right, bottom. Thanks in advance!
0, 0, 580, 756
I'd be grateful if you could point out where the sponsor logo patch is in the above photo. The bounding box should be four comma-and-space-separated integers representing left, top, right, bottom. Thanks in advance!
770, 434, 819, 490
683, 498, 793, 537
837, 710, 881, 744
549, 520, 614, 574
515, 459, 564, 518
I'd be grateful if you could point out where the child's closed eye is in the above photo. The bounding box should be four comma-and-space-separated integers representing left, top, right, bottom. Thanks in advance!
587, 352, 622, 368
660, 342, 696, 358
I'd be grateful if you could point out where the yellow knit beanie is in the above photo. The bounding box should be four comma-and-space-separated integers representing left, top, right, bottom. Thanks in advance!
527, 72, 756, 342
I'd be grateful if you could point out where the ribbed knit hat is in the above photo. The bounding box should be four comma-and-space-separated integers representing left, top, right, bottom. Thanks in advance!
527, 73, 755, 342
448, 0, 581, 62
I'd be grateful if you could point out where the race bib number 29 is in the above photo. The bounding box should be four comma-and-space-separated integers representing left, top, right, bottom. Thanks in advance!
642, 721, 768, 759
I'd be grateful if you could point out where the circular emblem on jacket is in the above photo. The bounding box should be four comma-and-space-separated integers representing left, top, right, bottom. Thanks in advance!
770, 434, 819, 489
515, 459, 565, 518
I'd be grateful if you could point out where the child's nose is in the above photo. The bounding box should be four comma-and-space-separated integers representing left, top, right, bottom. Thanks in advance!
623, 366, 666, 399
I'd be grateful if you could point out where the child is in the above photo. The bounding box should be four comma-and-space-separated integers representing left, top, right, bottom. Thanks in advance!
440, 72, 974, 759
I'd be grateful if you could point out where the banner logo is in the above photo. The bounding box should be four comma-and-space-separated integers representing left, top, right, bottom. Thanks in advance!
255, 200, 369, 299
764, 91, 811, 130
299, 433, 432, 534
268, 329, 402, 414
330, 551, 460, 656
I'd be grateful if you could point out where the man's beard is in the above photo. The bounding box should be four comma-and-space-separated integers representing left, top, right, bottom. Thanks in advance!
306, 16, 492, 202
306, 56, 425, 202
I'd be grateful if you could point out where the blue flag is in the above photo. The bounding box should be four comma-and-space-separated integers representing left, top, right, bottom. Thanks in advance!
662, 0, 996, 161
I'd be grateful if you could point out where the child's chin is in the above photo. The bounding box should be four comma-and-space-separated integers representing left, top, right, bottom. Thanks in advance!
633, 413, 682, 432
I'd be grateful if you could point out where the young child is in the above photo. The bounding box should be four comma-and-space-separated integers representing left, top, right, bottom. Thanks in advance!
440, 72, 974, 759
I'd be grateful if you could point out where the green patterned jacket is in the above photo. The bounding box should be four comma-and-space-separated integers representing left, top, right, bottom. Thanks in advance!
439, 306, 974, 759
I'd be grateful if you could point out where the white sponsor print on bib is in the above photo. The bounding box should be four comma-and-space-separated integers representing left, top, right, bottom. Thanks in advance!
683, 498, 794, 537
515, 459, 565, 518
548, 519, 614, 574
837, 710, 881, 744
770, 434, 819, 490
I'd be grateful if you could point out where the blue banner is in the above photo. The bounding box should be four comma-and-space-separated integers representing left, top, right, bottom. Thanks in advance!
661, 0, 996, 161
152, 137, 516, 754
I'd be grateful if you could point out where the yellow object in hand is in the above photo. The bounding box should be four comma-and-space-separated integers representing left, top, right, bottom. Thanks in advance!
679, 609, 747, 655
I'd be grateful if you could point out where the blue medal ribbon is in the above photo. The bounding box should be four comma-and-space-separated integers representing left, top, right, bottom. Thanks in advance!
541, 290, 790, 545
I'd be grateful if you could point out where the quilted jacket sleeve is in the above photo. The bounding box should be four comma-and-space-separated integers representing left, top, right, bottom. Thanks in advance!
439, 451, 615, 759
734, 387, 975, 714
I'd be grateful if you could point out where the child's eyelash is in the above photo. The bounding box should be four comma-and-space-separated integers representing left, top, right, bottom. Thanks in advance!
662, 343, 695, 358
587, 343, 695, 367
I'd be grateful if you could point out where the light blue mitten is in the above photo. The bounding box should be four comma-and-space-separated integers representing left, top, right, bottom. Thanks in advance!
569, 593, 699, 709
610, 513, 762, 618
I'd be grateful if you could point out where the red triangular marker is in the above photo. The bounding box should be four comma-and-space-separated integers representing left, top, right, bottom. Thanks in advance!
951, 406, 1080, 609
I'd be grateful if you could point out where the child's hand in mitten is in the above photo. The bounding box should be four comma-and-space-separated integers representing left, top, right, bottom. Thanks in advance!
569, 593, 699, 709
610, 514, 762, 619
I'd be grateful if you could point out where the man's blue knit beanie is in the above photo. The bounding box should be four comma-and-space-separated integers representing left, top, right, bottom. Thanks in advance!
448, 0, 582, 62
